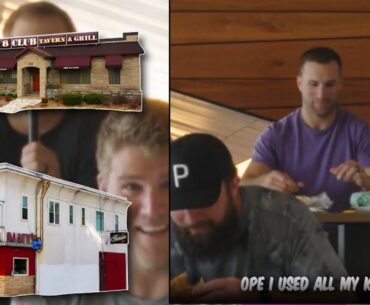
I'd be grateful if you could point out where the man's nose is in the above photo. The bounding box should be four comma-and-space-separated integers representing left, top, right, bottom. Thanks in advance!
141, 189, 167, 215
316, 85, 326, 99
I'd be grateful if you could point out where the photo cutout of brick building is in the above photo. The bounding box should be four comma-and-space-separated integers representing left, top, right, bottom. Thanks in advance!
0, 32, 143, 113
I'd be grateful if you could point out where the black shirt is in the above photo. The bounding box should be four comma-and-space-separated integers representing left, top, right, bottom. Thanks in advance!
0, 110, 106, 188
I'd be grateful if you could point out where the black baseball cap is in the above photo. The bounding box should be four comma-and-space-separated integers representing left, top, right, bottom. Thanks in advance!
171, 133, 236, 211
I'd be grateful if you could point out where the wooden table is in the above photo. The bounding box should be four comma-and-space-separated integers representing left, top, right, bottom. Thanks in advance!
315, 210, 370, 223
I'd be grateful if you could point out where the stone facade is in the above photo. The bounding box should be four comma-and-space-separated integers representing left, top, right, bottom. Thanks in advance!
0, 48, 141, 102
0, 275, 35, 296
44, 56, 141, 101
0, 84, 16, 94
0, 33, 143, 102
120, 56, 141, 89
17, 52, 51, 98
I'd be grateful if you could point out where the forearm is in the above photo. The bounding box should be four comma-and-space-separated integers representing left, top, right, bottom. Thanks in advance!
240, 173, 268, 187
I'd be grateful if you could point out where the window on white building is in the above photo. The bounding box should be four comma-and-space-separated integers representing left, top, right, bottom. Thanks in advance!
13, 258, 28, 276
69, 205, 73, 224
49, 201, 60, 224
21, 196, 28, 221
115, 215, 119, 231
96, 211, 104, 231
81, 208, 86, 226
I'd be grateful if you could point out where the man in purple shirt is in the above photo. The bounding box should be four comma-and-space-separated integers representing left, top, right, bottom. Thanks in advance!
242, 47, 370, 212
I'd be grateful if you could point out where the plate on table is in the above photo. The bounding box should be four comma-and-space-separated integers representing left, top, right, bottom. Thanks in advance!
351, 205, 370, 213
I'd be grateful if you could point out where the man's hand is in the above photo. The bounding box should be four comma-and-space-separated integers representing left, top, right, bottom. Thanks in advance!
20, 142, 62, 178
191, 277, 257, 302
330, 160, 370, 190
260, 170, 303, 193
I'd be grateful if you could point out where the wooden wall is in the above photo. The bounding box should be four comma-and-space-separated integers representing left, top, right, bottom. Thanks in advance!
171, 0, 370, 123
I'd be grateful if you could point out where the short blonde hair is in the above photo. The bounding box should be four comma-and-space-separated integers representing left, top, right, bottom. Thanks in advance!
3, 1, 76, 37
96, 99, 169, 177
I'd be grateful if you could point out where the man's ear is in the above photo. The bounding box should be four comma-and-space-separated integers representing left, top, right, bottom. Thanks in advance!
230, 174, 240, 196
97, 174, 107, 192
296, 75, 302, 91
339, 77, 344, 91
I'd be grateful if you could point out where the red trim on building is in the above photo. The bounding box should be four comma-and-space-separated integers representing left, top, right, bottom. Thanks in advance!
105, 55, 122, 68
0, 246, 35, 276
15, 46, 52, 59
0, 41, 143, 61
54, 56, 91, 69
0, 58, 16, 70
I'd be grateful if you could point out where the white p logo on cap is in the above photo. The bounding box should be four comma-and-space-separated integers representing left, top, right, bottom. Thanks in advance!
173, 164, 189, 188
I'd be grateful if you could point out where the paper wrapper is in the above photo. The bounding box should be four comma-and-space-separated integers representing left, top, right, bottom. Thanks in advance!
296, 192, 333, 212
170, 272, 204, 301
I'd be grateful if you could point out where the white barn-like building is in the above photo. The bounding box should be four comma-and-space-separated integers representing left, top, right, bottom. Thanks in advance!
0, 163, 130, 296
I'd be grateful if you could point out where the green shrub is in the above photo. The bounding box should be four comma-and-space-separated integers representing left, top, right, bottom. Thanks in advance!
62, 93, 82, 106
7, 93, 16, 98
83, 93, 104, 105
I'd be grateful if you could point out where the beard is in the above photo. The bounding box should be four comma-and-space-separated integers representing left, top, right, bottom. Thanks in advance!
172, 186, 239, 261
305, 97, 338, 118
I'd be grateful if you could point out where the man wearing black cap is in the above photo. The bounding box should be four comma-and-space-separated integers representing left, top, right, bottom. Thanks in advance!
170, 133, 347, 303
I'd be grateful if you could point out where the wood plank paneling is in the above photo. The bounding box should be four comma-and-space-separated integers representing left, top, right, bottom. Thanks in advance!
171, 39, 370, 78
171, 1, 370, 125
171, 79, 370, 108
250, 105, 370, 123
172, 0, 370, 12
172, 13, 370, 44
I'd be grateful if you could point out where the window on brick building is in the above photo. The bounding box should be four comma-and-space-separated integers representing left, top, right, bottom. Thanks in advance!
0, 70, 16, 84
60, 69, 91, 84
109, 69, 121, 84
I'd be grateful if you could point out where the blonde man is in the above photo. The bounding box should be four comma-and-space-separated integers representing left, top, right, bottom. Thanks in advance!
80, 100, 169, 304
11, 100, 168, 305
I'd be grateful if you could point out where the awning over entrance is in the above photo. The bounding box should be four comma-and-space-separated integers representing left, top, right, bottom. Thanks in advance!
0, 58, 16, 70
105, 55, 122, 68
54, 56, 91, 69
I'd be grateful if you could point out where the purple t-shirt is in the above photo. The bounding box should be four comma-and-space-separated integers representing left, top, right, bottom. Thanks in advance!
252, 108, 370, 212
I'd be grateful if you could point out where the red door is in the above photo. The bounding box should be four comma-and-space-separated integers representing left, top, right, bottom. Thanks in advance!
33, 69, 40, 92
99, 252, 126, 291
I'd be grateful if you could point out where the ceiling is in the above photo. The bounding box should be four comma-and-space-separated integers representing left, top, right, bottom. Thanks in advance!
171, 91, 270, 166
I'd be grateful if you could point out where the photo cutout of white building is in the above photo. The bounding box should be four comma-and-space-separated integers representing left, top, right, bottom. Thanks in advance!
0, 163, 130, 296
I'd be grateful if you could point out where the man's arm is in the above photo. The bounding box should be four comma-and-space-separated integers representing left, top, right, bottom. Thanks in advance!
241, 161, 301, 193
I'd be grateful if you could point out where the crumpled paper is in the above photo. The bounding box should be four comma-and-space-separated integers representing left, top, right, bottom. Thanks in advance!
296, 192, 333, 212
